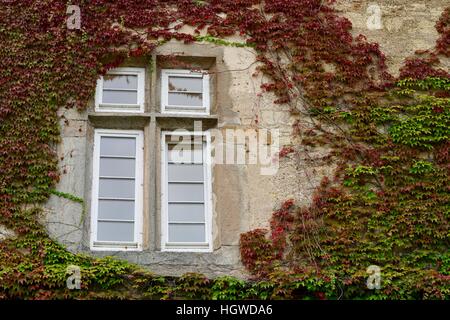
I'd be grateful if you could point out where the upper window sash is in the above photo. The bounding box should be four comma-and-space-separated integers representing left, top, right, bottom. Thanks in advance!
161, 69, 210, 115
95, 67, 145, 113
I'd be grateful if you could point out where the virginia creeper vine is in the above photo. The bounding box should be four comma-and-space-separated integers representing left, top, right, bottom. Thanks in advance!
0, 0, 448, 299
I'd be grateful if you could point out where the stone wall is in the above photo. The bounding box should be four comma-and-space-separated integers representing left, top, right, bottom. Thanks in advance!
336, 0, 450, 74
43, 0, 449, 278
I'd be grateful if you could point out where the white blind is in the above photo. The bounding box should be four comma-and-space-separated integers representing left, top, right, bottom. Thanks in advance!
97, 136, 137, 242
166, 139, 207, 243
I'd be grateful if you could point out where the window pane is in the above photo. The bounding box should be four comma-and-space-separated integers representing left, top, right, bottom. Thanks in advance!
100, 137, 136, 157
169, 203, 205, 223
97, 221, 134, 242
102, 90, 138, 105
168, 144, 203, 164
168, 224, 205, 243
168, 183, 204, 202
103, 75, 137, 90
100, 158, 135, 177
99, 178, 135, 198
168, 92, 203, 107
98, 200, 135, 221
168, 164, 203, 182
168, 76, 203, 92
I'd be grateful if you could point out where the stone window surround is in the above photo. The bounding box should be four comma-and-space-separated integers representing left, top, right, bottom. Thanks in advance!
83, 43, 224, 255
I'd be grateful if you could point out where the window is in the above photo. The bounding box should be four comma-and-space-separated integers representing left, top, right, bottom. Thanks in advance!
161, 132, 212, 252
90, 129, 144, 250
161, 69, 210, 114
89, 61, 217, 253
95, 67, 145, 113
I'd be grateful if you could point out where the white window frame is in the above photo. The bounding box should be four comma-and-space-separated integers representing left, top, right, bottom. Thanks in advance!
161, 131, 213, 252
95, 67, 145, 113
161, 69, 210, 115
90, 129, 144, 251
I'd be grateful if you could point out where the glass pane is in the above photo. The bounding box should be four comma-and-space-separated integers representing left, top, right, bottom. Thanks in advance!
168, 76, 202, 92
168, 164, 203, 182
98, 199, 135, 221
100, 137, 136, 157
102, 90, 138, 105
100, 158, 135, 177
169, 203, 205, 223
168, 183, 204, 202
97, 221, 134, 242
168, 92, 202, 107
168, 223, 205, 243
103, 75, 137, 90
99, 178, 135, 198
168, 143, 203, 164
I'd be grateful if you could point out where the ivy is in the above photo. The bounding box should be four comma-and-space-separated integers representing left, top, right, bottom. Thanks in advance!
48, 189, 86, 225
195, 35, 254, 48
237, 2, 450, 301
409, 160, 436, 175
49, 189, 84, 205
0, 0, 449, 300
389, 95, 450, 149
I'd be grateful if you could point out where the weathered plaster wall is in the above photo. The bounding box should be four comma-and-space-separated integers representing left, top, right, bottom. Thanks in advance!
336, 0, 450, 75
43, 1, 449, 278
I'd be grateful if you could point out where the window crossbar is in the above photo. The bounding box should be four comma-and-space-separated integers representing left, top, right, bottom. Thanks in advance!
97, 219, 135, 223
100, 155, 136, 159
99, 176, 135, 180
168, 181, 204, 184
168, 200, 205, 204
168, 90, 203, 94
98, 197, 135, 201
168, 221, 205, 225
102, 88, 138, 92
